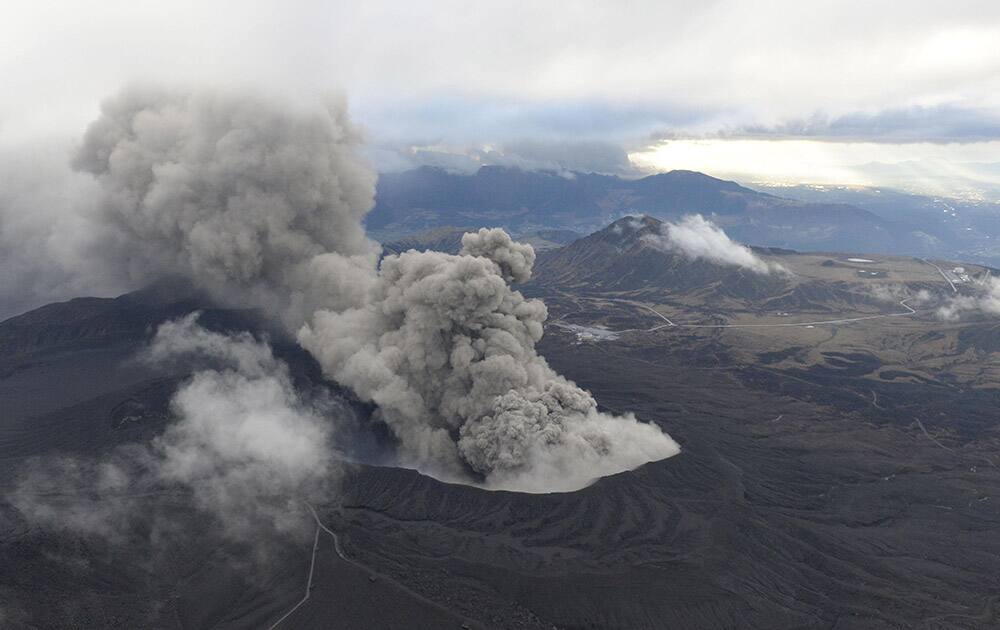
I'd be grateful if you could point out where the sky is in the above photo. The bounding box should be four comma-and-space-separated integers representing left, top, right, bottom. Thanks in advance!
4, 0, 1000, 195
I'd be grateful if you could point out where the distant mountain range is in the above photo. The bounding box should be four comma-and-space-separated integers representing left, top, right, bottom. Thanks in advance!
749, 181, 1000, 266
370, 166, 957, 258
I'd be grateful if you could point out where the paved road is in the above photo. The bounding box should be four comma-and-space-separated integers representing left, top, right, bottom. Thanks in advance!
604, 297, 919, 332
633, 302, 676, 326
268, 502, 472, 629
920, 258, 958, 293
268, 503, 361, 630
267, 526, 322, 630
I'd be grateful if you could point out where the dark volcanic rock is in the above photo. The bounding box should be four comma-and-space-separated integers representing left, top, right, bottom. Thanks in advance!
2, 273, 1000, 629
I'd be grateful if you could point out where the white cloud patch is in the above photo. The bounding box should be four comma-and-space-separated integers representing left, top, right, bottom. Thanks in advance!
867, 283, 933, 306
936, 277, 1000, 321
147, 315, 338, 540
11, 314, 339, 544
867, 283, 911, 304
642, 214, 787, 274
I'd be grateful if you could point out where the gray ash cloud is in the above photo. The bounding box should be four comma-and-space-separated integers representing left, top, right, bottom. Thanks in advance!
12, 86, 678, 508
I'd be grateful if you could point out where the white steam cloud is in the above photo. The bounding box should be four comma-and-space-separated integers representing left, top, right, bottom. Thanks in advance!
643, 214, 786, 274
11, 86, 679, 497
866, 283, 933, 305
13, 314, 337, 542
147, 315, 337, 539
936, 277, 1000, 321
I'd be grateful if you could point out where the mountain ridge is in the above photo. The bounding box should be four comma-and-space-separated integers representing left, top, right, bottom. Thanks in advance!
369, 166, 922, 256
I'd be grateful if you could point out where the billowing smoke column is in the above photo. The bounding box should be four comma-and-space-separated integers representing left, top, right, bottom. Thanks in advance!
301, 228, 678, 490
73, 86, 380, 328
75, 86, 679, 493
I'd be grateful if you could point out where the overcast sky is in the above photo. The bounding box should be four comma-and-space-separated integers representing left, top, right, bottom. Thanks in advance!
4, 0, 1000, 193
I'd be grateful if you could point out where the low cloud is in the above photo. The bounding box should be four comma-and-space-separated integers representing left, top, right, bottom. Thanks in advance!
372, 139, 638, 177
10, 455, 149, 543
862, 281, 1000, 321
11, 314, 339, 543
936, 277, 1000, 321
642, 214, 787, 274
729, 105, 1000, 144
147, 315, 338, 540
866, 283, 932, 305
486, 140, 634, 176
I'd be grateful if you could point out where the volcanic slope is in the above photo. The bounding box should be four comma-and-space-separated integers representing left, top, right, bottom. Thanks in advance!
529, 215, 995, 324
0, 283, 483, 630
330, 220, 1000, 628
3, 224, 1000, 627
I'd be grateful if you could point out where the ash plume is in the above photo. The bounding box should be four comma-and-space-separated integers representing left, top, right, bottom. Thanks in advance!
643, 214, 787, 274
300, 228, 679, 490
13, 85, 679, 500
73, 85, 380, 328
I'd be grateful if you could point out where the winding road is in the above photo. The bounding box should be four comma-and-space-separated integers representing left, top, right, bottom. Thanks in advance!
266, 504, 351, 630
268, 502, 471, 630
675, 298, 917, 329
267, 526, 322, 630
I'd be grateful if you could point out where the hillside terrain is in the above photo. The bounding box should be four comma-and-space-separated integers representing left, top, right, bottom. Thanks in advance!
2, 223, 1000, 628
